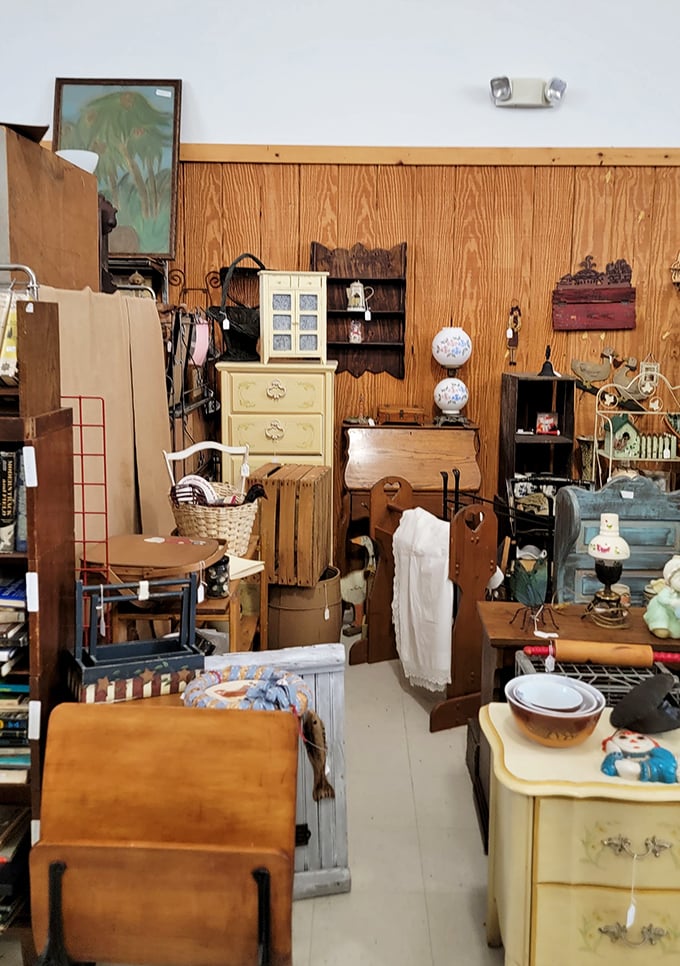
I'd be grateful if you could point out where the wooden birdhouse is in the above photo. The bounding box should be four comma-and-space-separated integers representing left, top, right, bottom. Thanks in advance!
603, 414, 640, 459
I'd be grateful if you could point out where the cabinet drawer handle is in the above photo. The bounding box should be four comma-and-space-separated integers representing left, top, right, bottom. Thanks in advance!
265, 420, 285, 442
602, 835, 672, 859
266, 379, 287, 400
599, 922, 666, 947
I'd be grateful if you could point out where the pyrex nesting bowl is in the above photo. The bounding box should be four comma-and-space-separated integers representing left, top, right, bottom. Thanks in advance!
505, 674, 605, 748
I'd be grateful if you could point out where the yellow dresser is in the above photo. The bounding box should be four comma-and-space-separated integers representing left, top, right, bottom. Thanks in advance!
480, 703, 680, 966
216, 361, 336, 484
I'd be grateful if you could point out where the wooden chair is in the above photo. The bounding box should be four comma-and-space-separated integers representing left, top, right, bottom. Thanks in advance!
163, 440, 251, 495
30, 703, 298, 966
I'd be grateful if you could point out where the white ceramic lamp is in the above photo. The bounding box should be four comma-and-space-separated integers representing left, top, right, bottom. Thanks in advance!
431, 326, 472, 417
587, 513, 630, 619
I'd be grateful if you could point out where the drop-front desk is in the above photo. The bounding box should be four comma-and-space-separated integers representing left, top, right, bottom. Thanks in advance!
342, 421, 481, 530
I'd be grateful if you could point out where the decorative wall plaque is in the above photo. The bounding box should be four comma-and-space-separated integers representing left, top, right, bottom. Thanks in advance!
552, 255, 636, 331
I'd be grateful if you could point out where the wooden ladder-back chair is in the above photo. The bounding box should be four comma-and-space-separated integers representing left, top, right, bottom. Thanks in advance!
163, 440, 251, 496
30, 703, 298, 966
348, 475, 413, 667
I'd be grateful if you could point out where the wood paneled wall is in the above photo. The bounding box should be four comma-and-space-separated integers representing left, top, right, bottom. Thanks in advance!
170, 159, 680, 537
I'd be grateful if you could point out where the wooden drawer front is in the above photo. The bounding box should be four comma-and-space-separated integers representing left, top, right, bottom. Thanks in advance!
228, 414, 324, 457
536, 798, 680, 889
534, 883, 680, 964
226, 371, 328, 414
577, 519, 680, 553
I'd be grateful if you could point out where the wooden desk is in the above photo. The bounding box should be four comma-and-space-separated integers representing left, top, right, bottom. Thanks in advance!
478, 601, 669, 707
481, 703, 680, 965
340, 422, 481, 567
343, 422, 481, 517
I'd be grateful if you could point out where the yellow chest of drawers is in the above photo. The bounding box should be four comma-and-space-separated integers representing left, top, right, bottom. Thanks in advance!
216, 361, 337, 484
480, 703, 680, 966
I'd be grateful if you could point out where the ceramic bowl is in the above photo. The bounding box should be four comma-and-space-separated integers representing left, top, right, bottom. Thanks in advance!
505, 674, 605, 748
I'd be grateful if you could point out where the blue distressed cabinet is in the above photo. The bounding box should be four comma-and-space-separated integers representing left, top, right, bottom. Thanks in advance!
553, 476, 680, 605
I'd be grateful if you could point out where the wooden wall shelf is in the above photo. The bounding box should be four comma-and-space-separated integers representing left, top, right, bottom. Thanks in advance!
310, 242, 407, 379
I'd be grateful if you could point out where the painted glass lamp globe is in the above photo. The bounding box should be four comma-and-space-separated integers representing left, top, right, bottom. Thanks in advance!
431, 325, 472, 416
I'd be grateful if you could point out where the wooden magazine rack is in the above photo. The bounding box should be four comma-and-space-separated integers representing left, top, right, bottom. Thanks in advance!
30, 704, 298, 966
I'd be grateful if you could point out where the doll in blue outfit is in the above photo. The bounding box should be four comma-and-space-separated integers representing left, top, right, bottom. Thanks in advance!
601, 728, 678, 783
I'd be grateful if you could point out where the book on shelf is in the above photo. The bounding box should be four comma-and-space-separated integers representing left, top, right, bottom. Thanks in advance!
0, 452, 16, 554
0, 755, 29, 769
0, 806, 29, 847
0, 689, 29, 707
0, 768, 27, 784
0, 814, 30, 862
0, 735, 29, 748
0, 894, 26, 927
14, 452, 26, 554
0, 579, 25, 609
0, 652, 26, 678
0, 618, 27, 636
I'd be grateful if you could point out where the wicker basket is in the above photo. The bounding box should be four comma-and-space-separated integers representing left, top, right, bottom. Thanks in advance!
170, 482, 258, 557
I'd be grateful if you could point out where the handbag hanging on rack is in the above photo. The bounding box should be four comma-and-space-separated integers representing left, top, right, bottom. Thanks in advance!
207, 253, 266, 361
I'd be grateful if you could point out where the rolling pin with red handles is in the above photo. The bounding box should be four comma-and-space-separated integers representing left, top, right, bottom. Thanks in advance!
523, 640, 680, 667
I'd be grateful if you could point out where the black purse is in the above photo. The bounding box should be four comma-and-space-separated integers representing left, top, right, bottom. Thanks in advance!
208, 253, 266, 361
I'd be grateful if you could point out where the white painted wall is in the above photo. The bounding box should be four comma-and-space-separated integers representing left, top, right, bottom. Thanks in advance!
1, 0, 677, 148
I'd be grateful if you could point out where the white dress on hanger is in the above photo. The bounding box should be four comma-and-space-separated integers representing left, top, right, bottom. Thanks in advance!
391, 506, 453, 691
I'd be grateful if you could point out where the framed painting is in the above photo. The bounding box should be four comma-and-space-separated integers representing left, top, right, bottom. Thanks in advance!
53, 78, 182, 259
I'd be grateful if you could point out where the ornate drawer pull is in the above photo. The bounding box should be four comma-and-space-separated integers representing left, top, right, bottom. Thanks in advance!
602, 835, 673, 859
266, 379, 287, 400
265, 419, 285, 441
599, 922, 666, 947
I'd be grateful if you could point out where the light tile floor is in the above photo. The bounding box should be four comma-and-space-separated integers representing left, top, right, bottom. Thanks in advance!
1, 647, 504, 966
292, 650, 504, 966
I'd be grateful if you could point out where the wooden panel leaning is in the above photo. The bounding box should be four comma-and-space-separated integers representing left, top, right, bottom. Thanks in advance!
30, 703, 298, 966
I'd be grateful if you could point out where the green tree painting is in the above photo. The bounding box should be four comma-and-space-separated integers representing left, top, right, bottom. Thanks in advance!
54, 80, 182, 258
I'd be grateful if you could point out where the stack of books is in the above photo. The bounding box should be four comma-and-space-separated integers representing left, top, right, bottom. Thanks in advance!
0, 450, 27, 554
0, 575, 28, 704
0, 682, 29, 783
0, 805, 30, 928
0, 578, 29, 783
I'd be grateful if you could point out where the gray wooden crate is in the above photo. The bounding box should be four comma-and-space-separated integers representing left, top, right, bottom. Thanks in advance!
205, 642, 350, 899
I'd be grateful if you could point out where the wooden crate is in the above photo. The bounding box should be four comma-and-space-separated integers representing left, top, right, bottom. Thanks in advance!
207, 643, 350, 899
248, 463, 332, 586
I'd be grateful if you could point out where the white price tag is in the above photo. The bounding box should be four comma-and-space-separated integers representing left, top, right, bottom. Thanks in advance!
621, 490, 635, 500
23, 445, 38, 487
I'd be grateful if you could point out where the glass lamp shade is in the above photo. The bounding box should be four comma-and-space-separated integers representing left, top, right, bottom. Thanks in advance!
431, 326, 472, 369
433, 376, 469, 415
587, 513, 630, 562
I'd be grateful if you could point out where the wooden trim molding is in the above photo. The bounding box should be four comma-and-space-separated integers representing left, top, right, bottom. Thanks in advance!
179, 143, 680, 167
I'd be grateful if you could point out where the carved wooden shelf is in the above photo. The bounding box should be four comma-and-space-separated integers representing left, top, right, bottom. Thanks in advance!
310, 242, 407, 379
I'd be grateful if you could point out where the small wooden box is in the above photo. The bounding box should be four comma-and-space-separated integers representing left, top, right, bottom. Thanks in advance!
376, 405, 425, 425
248, 463, 332, 586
